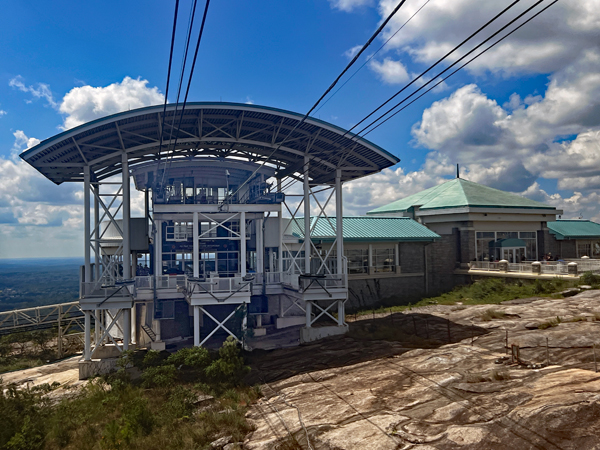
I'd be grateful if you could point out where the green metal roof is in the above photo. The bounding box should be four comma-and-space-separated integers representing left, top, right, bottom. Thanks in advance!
288, 216, 439, 242
547, 220, 600, 240
367, 178, 555, 215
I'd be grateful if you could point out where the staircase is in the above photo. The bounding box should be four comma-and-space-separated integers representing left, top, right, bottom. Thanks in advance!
141, 324, 156, 342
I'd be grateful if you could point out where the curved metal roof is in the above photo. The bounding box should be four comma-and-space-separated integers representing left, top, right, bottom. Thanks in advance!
20, 102, 399, 185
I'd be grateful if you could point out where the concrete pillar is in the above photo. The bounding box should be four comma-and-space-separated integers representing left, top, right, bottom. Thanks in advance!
122, 153, 131, 279
335, 170, 343, 277
304, 156, 311, 274
532, 261, 542, 274
568, 262, 578, 276
368, 244, 373, 274
194, 306, 200, 346
84, 311, 91, 361
240, 212, 246, 277
84, 166, 91, 283
123, 308, 131, 351
193, 212, 199, 277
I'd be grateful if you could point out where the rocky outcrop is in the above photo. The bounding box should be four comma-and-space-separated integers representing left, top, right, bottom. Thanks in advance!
245, 291, 600, 449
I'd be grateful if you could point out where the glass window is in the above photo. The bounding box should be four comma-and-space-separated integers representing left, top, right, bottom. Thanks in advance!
345, 248, 368, 274
476, 232, 495, 239
519, 232, 536, 239
373, 248, 394, 273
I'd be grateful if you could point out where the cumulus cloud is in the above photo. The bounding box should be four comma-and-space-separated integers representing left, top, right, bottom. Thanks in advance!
9, 75, 58, 108
0, 110, 6, 117
377, 0, 600, 76
369, 58, 410, 84
59, 76, 164, 129
344, 45, 363, 59
329, 0, 373, 12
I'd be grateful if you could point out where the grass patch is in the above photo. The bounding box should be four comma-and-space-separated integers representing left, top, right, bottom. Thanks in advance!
351, 277, 576, 318
0, 337, 260, 450
480, 309, 506, 321
579, 271, 600, 288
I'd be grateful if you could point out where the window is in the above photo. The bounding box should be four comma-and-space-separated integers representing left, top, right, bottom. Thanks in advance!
165, 222, 192, 241
475, 231, 537, 261
373, 248, 395, 273
345, 248, 368, 274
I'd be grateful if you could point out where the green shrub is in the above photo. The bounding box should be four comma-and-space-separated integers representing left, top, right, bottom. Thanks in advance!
141, 365, 176, 388
167, 346, 211, 370
580, 271, 600, 286
205, 337, 250, 390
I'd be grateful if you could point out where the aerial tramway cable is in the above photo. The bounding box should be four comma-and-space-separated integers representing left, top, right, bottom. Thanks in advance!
227, 0, 410, 201
363, 0, 559, 136
278, 0, 551, 193
314, 0, 433, 115
159, 0, 212, 190
156, 0, 180, 161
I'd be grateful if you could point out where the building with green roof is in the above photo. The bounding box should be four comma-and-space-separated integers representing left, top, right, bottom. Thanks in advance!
275, 216, 440, 306
368, 177, 562, 267
547, 220, 600, 258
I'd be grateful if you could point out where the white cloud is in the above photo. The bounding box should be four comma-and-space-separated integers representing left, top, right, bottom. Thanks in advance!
0, 110, 6, 117
59, 76, 164, 129
344, 45, 363, 59
9, 75, 58, 108
11, 130, 40, 159
377, 0, 600, 76
329, 0, 373, 12
369, 58, 410, 84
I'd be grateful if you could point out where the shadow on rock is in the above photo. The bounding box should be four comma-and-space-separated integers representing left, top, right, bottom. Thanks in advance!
245, 312, 489, 385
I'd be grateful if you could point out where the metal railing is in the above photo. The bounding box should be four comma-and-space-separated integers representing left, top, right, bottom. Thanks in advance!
80, 282, 134, 299
155, 275, 187, 289
187, 276, 250, 295
0, 301, 83, 334
469, 261, 570, 275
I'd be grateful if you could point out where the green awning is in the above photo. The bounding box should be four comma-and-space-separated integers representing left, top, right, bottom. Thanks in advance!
489, 238, 526, 248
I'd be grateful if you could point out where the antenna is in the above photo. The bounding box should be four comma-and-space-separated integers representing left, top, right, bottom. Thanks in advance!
456, 163, 460, 178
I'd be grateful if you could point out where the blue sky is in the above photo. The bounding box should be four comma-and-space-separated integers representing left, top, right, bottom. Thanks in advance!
1, 0, 600, 257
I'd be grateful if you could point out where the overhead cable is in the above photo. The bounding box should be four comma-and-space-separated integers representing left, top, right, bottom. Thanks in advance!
160, 0, 211, 189
228, 0, 409, 200
156, 0, 180, 161
363, 0, 559, 136
314, 0, 433, 115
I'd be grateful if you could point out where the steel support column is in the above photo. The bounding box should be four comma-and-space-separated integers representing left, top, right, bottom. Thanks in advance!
193, 212, 199, 277
84, 311, 91, 360
305, 300, 312, 328
194, 306, 200, 346
154, 220, 162, 277
240, 212, 246, 277
93, 184, 100, 281
123, 308, 130, 351
122, 153, 131, 279
335, 169, 343, 277
303, 156, 311, 274
84, 166, 91, 283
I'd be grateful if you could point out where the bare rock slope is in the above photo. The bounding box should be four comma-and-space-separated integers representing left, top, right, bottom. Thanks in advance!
245, 291, 600, 449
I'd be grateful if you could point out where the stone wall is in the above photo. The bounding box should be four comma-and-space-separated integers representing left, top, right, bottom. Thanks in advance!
347, 274, 426, 311
399, 242, 426, 273
427, 231, 461, 296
